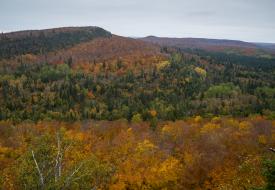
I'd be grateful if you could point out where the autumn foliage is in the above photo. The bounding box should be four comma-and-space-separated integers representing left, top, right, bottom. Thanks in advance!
0, 117, 274, 189
0, 26, 275, 190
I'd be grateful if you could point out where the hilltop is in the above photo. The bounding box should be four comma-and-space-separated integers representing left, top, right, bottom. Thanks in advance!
0, 26, 112, 59
0, 26, 166, 72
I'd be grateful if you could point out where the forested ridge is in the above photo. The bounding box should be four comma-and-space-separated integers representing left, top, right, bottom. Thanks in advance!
0, 49, 274, 122
0, 27, 274, 190
0, 26, 112, 59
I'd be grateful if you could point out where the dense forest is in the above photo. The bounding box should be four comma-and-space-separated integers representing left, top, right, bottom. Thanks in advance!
0, 118, 274, 189
0, 27, 274, 189
0, 50, 274, 122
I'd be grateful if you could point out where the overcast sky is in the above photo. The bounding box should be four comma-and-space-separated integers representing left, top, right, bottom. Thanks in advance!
1, 0, 275, 43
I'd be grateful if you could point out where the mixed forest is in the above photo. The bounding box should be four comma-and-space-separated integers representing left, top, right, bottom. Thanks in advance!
0, 27, 274, 189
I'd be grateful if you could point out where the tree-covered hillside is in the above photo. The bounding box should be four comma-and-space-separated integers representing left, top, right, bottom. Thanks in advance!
0, 26, 112, 59
0, 48, 274, 122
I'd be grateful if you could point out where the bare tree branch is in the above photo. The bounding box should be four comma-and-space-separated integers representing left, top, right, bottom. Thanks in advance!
269, 148, 275, 153
31, 150, 44, 187
54, 131, 74, 186
64, 142, 72, 152
62, 162, 85, 190
55, 132, 62, 182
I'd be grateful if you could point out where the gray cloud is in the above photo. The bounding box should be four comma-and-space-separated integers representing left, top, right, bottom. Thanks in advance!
1, 0, 275, 42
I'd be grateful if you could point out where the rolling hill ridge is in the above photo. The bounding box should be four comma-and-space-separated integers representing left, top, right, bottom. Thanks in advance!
0, 26, 112, 59
141, 36, 275, 57
0, 27, 166, 72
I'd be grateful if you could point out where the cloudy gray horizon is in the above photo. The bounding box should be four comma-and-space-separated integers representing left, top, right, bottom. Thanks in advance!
1, 0, 275, 43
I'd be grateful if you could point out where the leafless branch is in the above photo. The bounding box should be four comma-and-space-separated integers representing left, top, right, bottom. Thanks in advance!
269, 148, 275, 153
64, 142, 72, 152
55, 132, 62, 182
62, 162, 84, 190
31, 150, 44, 187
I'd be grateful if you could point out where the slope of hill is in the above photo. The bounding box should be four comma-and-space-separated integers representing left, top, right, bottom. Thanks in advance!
0, 26, 112, 59
141, 36, 275, 57
0, 27, 166, 72
43, 35, 166, 70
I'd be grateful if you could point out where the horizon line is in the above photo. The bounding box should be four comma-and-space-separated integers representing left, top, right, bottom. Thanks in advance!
1, 26, 275, 45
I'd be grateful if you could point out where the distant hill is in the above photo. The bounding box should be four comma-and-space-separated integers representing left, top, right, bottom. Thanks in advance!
0, 26, 112, 59
1, 26, 275, 72
141, 36, 275, 57
255, 42, 275, 50
43, 35, 164, 67
0, 27, 166, 71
